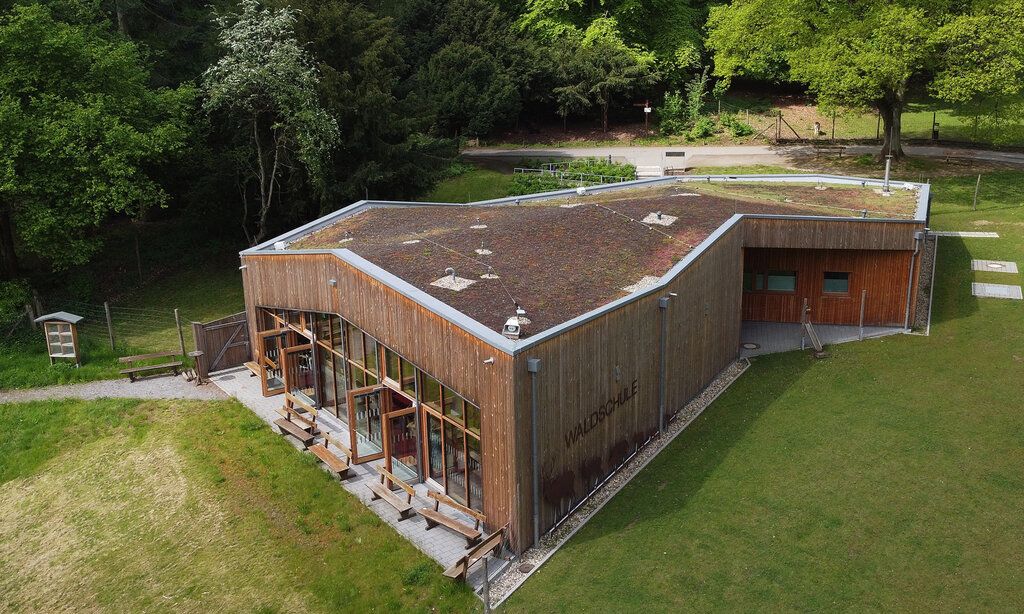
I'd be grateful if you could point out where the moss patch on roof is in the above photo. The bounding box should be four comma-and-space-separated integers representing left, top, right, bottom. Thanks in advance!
289, 182, 919, 336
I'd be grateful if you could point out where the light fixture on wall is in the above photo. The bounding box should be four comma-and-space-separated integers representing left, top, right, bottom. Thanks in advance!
483, 357, 495, 365
328, 278, 337, 287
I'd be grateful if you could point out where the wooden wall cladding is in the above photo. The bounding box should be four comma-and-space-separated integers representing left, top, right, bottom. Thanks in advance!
742, 248, 914, 326
241, 253, 519, 548
745, 218, 923, 251
512, 225, 745, 540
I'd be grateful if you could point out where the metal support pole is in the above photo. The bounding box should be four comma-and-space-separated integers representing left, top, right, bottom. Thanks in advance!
831, 110, 836, 141
483, 557, 491, 613
527, 357, 542, 547
859, 290, 867, 341
657, 296, 670, 433
174, 308, 186, 356
883, 156, 892, 194
104, 301, 115, 351
973, 174, 981, 211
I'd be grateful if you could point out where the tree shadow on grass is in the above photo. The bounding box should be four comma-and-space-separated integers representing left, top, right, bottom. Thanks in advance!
561, 352, 813, 547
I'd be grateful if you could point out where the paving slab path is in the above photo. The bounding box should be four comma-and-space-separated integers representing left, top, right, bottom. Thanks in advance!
0, 375, 228, 403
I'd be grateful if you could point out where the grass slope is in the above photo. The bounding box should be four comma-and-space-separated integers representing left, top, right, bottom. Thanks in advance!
0, 399, 477, 613
423, 168, 514, 203
503, 172, 1024, 612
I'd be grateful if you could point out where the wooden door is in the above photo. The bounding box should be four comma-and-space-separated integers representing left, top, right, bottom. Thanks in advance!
347, 386, 385, 463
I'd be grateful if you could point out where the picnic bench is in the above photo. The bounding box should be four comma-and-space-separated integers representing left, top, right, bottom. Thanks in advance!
118, 351, 183, 382
309, 432, 351, 478
274, 404, 317, 448
443, 525, 506, 581
419, 490, 485, 548
367, 465, 415, 520
813, 143, 847, 158
243, 361, 260, 377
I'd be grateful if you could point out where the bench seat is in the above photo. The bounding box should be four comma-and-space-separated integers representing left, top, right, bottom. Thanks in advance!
368, 479, 413, 519
243, 361, 260, 377
442, 527, 505, 581
274, 418, 315, 448
309, 443, 349, 478
421, 508, 481, 548
118, 351, 183, 381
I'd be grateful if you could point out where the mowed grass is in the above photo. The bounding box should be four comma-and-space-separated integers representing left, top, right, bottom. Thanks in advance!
503, 172, 1024, 611
0, 398, 478, 613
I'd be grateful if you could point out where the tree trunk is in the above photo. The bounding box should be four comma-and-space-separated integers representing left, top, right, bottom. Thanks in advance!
878, 96, 905, 160
601, 100, 609, 133
115, 0, 127, 35
0, 208, 19, 280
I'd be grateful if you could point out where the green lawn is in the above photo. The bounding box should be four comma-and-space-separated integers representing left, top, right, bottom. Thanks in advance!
423, 167, 515, 203
503, 172, 1024, 611
0, 398, 478, 612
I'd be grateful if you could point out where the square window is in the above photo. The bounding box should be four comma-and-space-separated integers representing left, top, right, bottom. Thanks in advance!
824, 272, 850, 294
465, 403, 480, 436
444, 391, 465, 424
766, 271, 797, 292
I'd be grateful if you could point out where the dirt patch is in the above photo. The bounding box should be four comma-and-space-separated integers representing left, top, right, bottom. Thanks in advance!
0, 427, 309, 613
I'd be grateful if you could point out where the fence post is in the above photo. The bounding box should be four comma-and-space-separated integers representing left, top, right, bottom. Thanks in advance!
104, 301, 115, 351
174, 308, 186, 356
973, 174, 982, 211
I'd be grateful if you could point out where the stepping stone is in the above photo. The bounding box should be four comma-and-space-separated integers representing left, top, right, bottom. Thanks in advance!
971, 260, 1018, 273
971, 283, 1022, 299
931, 231, 1000, 238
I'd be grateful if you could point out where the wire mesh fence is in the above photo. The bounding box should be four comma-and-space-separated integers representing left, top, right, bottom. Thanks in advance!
57, 299, 196, 357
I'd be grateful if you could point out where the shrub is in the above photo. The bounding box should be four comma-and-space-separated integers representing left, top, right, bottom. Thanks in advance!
658, 90, 687, 136
0, 280, 30, 328
687, 116, 717, 141
507, 173, 568, 196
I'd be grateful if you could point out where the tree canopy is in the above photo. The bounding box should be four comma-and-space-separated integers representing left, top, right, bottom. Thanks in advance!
0, 1, 191, 276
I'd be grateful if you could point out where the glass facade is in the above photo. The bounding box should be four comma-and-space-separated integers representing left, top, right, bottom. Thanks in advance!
255, 306, 484, 511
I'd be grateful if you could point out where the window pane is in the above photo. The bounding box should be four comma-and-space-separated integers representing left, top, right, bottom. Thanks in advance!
364, 336, 378, 375
823, 271, 850, 294
743, 271, 754, 291
333, 353, 348, 427
385, 348, 401, 382
427, 414, 444, 482
420, 372, 442, 411
444, 391, 464, 424
465, 402, 480, 435
401, 358, 416, 397
348, 325, 365, 366
444, 421, 467, 505
766, 271, 797, 292
317, 345, 337, 414
756, 273, 764, 290
331, 317, 344, 356
467, 435, 483, 511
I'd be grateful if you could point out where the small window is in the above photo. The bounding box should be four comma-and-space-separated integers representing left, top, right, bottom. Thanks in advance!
743, 271, 765, 292
766, 271, 797, 292
823, 272, 850, 294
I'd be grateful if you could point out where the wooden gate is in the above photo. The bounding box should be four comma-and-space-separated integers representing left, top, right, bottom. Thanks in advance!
192, 312, 251, 376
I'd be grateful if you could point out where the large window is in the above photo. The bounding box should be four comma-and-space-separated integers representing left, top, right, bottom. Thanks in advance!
255, 307, 484, 511
744, 269, 797, 292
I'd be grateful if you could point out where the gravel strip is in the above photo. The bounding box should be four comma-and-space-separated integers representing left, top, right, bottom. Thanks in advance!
0, 374, 228, 403
912, 234, 938, 331
487, 359, 750, 609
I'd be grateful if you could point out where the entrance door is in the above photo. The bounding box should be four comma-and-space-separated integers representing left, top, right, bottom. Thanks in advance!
382, 388, 420, 484
257, 329, 287, 396
348, 386, 384, 463
424, 412, 445, 491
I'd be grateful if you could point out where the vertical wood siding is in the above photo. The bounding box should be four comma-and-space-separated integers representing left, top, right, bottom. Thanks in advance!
741, 248, 914, 325
240, 253, 519, 548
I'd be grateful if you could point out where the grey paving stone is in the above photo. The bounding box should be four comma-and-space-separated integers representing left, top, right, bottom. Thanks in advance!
972, 283, 1023, 299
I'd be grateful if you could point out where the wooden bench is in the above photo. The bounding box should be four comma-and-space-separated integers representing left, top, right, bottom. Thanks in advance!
419, 490, 485, 548
118, 351, 183, 382
813, 143, 847, 158
243, 361, 260, 377
367, 465, 415, 520
273, 405, 317, 448
309, 432, 351, 478
443, 525, 506, 581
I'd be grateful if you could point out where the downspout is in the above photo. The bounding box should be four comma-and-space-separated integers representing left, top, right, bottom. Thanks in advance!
527, 357, 541, 547
903, 232, 922, 330
658, 296, 670, 432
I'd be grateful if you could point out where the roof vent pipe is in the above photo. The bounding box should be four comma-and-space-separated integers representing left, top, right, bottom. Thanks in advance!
445, 267, 455, 282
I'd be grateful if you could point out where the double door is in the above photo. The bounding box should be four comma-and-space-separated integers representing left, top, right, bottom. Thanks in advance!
346, 385, 421, 483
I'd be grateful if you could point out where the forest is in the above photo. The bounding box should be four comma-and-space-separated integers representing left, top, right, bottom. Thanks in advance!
1, 0, 1023, 301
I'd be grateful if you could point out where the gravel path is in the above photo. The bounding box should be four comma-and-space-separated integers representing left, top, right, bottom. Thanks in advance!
0, 375, 228, 403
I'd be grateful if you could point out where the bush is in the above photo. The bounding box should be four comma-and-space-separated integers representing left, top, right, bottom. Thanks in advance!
658, 91, 687, 136
564, 157, 636, 180
507, 173, 568, 196
719, 113, 754, 137
687, 117, 717, 141
0, 280, 30, 328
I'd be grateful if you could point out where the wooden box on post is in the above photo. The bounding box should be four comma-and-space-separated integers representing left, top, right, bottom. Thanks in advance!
34, 311, 84, 367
